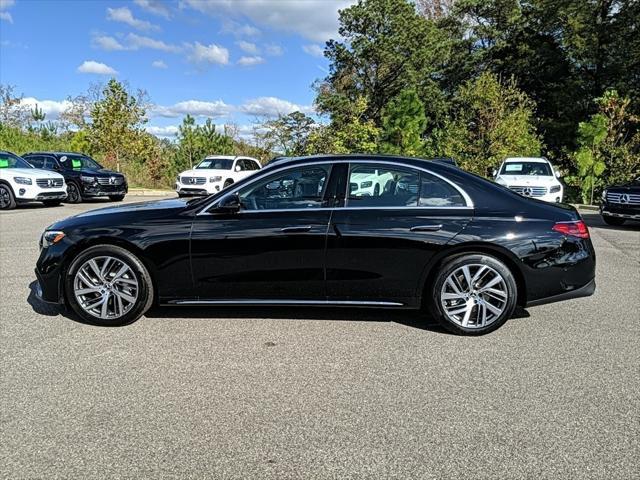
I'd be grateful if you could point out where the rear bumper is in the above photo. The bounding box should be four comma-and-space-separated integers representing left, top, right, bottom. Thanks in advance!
526, 278, 595, 307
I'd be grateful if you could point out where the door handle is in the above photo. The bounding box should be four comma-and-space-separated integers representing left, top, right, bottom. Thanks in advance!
410, 224, 443, 232
280, 225, 313, 233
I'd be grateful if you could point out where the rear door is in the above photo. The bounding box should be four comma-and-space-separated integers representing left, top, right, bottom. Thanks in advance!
325, 162, 473, 306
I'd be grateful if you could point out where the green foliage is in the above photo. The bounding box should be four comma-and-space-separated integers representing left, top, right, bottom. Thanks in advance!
380, 88, 426, 156
430, 73, 542, 176
258, 111, 316, 156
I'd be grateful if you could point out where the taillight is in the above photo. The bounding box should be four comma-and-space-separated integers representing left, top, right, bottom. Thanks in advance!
552, 220, 590, 239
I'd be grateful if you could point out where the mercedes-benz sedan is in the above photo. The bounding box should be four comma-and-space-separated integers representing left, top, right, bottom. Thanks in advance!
35, 154, 596, 335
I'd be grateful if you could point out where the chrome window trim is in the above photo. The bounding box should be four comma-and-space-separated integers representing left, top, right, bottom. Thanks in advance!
198, 159, 474, 215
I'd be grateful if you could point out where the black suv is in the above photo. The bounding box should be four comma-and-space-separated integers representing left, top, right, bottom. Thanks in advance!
600, 176, 640, 225
23, 152, 128, 203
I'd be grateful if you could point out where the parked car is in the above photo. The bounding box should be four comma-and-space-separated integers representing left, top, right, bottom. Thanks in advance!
0, 150, 67, 210
494, 157, 564, 203
600, 177, 640, 225
35, 154, 596, 335
23, 151, 128, 203
175, 155, 261, 197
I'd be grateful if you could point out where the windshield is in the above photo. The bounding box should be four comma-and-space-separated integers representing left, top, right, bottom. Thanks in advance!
500, 161, 552, 176
195, 158, 233, 170
60, 154, 102, 170
0, 152, 33, 169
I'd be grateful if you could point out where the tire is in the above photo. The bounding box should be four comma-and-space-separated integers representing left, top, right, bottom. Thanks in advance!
66, 182, 82, 204
42, 200, 62, 207
223, 179, 234, 189
65, 245, 154, 326
428, 253, 517, 335
373, 183, 380, 196
602, 215, 625, 226
0, 183, 16, 210
109, 195, 125, 202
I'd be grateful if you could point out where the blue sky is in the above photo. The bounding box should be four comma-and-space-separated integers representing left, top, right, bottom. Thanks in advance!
0, 0, 355, 137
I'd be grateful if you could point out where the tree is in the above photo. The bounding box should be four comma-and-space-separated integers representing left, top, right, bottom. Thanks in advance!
0, 85, 30, 128
176, 114, 199, 169
89, 79, 148, 172
431, 73, 542, 176
257, 111, 316, 155
380, 88, 426, 156
572, 115, 607, 204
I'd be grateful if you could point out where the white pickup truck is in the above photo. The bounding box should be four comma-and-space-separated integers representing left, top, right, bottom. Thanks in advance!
175, 155, 262, 197
494, 157, 564, 203
0, 150, 67, 210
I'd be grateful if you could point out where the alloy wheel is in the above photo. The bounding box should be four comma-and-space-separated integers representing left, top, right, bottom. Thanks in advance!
68, 184, 80, 203
0, 186, 10, 208
73, 256, 139, 319
440, 264, 509, 329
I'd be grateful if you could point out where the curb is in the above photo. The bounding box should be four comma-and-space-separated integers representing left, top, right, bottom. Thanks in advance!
128, 189, 176, 197
572, 204, 599, 211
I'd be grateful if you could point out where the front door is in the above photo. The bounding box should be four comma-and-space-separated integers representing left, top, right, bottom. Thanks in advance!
325, 162, 473, 306
191, 163, 333, 300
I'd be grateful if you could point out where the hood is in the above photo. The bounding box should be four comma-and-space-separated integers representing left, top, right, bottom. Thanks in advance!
606, 180, 640, 192
180, 169, 230, 177
77, 168, 124, 177
2, 168, 64, 179
495, 174, 559, 185
73, 198, 189, 218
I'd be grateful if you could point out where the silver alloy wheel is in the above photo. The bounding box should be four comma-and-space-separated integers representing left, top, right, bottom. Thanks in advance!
440, 264, 508, 329
73, 256, 139, 319
0, 185, 10, 208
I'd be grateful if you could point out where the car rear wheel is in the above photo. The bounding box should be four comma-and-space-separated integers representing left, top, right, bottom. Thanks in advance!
0, 184, 16, 210
109, 195, 125, 202
66, 182, 82, 203
602, 215, 625, 226
428, 254, 517, 335
65, 245, 154, 326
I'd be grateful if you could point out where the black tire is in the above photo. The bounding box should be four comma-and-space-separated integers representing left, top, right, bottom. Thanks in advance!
0, 183, 16, 210
428, 253, 518, 335
65, 245, 154, 326
109, 195, 125, 202
66, 182, 82, 204
373, 183, 380, 196
602, 215, 625, 226
42, 200, 62, 207
223, 179, 234, 189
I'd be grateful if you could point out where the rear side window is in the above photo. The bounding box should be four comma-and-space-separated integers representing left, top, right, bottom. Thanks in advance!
420, 172, 466, 207
347, 164, 419, 207
26, 156, 43, 168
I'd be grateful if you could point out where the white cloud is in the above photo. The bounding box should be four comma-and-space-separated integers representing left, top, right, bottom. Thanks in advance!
182, 0, 356, 42
150, 100, 232, 118
134, 0, 171, 19
127, 33, 181, 52
152, 59, 168, 69
302, 44, 324, 58
0, 0, 13, 21
240, 96, 314, 117
0, 0, 15, 7
19, 97, 72, 120
146, 125, 179, 137
221, 20, 261, 37
107, 6, 159, 31
0, 11, 12, 22
93, 35, 127, 51
237, 55, 265, 67
236, 40, 258, 54
77, 60, 118, 75
187, 42, 229, 66
264, 44, 283, 56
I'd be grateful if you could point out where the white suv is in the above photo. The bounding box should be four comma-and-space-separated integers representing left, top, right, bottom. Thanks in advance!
175, 156, 261, 197
0, 150, 67, 210
494, 157, 563, 203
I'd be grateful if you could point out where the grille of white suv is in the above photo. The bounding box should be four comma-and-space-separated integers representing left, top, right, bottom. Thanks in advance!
36, 178, 64, 188
181, 176, 206, 185
509, 186, 547, 197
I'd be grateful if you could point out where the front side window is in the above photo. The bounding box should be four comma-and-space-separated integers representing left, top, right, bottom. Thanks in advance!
238, 165, 330, 211
347, 164, 419, 207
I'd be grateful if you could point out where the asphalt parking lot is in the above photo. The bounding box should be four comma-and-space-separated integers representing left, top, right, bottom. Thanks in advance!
1, 197, 639, 479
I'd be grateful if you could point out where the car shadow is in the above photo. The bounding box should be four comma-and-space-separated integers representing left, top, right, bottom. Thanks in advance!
581, 211, 640, 231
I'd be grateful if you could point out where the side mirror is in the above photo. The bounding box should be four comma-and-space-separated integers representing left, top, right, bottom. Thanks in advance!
492, 169, 498, 178
235, 165, 241, 172
215, 193, 241, 214
555, 170, 562, 178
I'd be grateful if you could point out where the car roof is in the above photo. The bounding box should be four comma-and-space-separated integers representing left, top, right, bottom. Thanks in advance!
266, 153, 457, 167
504, 157, 550, 163
23, 151, 87, 157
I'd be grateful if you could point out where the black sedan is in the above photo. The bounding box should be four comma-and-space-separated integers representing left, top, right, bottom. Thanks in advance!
35, 154, 596, 335
600, 177, 640, 225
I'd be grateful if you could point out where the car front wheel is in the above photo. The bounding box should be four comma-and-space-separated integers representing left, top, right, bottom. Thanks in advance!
65, 245, 154, 326
428, 254, 517, 335
0, 184, 16, 210
66, 182, 82, 203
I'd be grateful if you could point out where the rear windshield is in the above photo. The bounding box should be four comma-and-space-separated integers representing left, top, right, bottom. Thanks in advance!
500, 161, 552, 176
0, 152, 32, 169
59, 154, 102, 170
196, 159, 233, 170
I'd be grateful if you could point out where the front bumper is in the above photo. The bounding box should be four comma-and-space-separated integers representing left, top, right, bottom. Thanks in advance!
13, 184, 68, 202
175, 182, 222, 196
81, 184, 128, 197
600, 203, 640, 220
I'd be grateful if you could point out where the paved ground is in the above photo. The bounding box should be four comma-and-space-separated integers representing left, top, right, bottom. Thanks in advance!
1, 197, 639, 479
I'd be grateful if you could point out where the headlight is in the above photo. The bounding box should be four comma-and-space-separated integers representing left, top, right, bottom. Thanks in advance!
40, 230, 65, 249
550, 185, 561, 193
210, 176, 222, 183
13, 177, 32, 185
360, 181, 373, 188
80, 175, 96, 183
